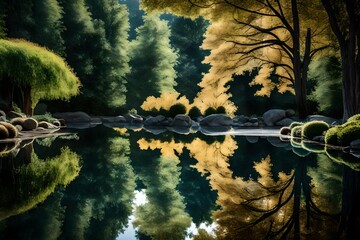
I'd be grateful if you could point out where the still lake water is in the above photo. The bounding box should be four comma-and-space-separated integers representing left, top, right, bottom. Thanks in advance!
0, 125, 359, 240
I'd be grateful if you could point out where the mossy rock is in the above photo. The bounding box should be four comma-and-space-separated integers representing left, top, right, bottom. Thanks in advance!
325, 125, 341, 146
326, 147, 360, 171
302, 121, 329, 140
301, 141, 325, 153
291, 126, 303, 138
289, 121, 303, 129
338, 122, 360, 146
0, 122, 18, 138
0, 125, 9, 139
347, 114, 360, 122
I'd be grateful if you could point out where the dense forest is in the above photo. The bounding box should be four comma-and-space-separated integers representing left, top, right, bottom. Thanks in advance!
0, 0, 358, 120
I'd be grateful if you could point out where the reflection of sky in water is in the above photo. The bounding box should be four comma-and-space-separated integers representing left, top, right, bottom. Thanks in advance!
117, 190, 216, 240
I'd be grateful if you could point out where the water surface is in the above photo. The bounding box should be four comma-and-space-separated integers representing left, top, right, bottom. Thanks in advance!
0, 126, 359, 239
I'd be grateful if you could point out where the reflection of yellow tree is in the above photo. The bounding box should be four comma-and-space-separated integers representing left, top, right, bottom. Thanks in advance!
0, 147, 80, 221
191, 147, 341, 239
135, 138, 192, 239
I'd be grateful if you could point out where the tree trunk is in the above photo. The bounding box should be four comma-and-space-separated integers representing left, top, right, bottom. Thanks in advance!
22, 86, 33, 116
292, 0, 308, 119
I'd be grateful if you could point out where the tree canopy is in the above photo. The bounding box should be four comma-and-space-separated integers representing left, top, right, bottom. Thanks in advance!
0, 39, 80, 114
141, 0, 332, 117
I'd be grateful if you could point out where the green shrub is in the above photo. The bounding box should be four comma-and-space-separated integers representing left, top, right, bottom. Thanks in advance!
168, 103, 187, 117
289, 121, 303, 129
216, 106, 226, 114
302, 121, 329, 139
188, 106, 202, 119
204, 107, 216, 116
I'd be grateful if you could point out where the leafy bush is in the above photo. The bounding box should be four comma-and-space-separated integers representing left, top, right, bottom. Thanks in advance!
216, 106, 226, 114
188, 106, 202, 119
302, 121, 329, 139
204, 107, 216, 116
168, 103, 187, 117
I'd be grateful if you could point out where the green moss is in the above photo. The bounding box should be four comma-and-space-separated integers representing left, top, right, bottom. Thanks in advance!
302, 121, 329, 140
289, 121, 303, 129
291, 126, 303, 138
325, 126, 341, 146
347, 114, 360, 122
338, 122, 360, 146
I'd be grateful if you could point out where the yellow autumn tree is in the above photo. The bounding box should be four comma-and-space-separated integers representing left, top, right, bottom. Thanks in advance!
141, 0, 332, 117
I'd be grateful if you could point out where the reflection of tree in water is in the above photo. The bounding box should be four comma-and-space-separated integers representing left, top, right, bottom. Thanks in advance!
177, 135, 346, 239
0, 145, 80, 222
0, 191, 66, 240
61, 136, 136, 240
134, 139, 192, 240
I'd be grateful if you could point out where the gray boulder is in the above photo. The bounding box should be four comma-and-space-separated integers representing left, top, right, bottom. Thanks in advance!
233, 115, 249, 123
285, 109, 296, 117
306, 115, 339, 125
200, 114, 233, 127
275, 118, 295, 126
246, 136, 259, 143
263, 109, 286, 126
172, 114, 192, 127
53, 112, 92, 123
6, 111, 25, 119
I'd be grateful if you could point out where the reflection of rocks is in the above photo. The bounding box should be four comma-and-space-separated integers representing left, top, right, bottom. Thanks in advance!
246, 136, 259, 143
350, 139, 360, 150
101, 115, 126, 123
144, 115, 170, 126
267, 137, 290, 148
172, 114, 192, 127
124, 113, 143, 124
